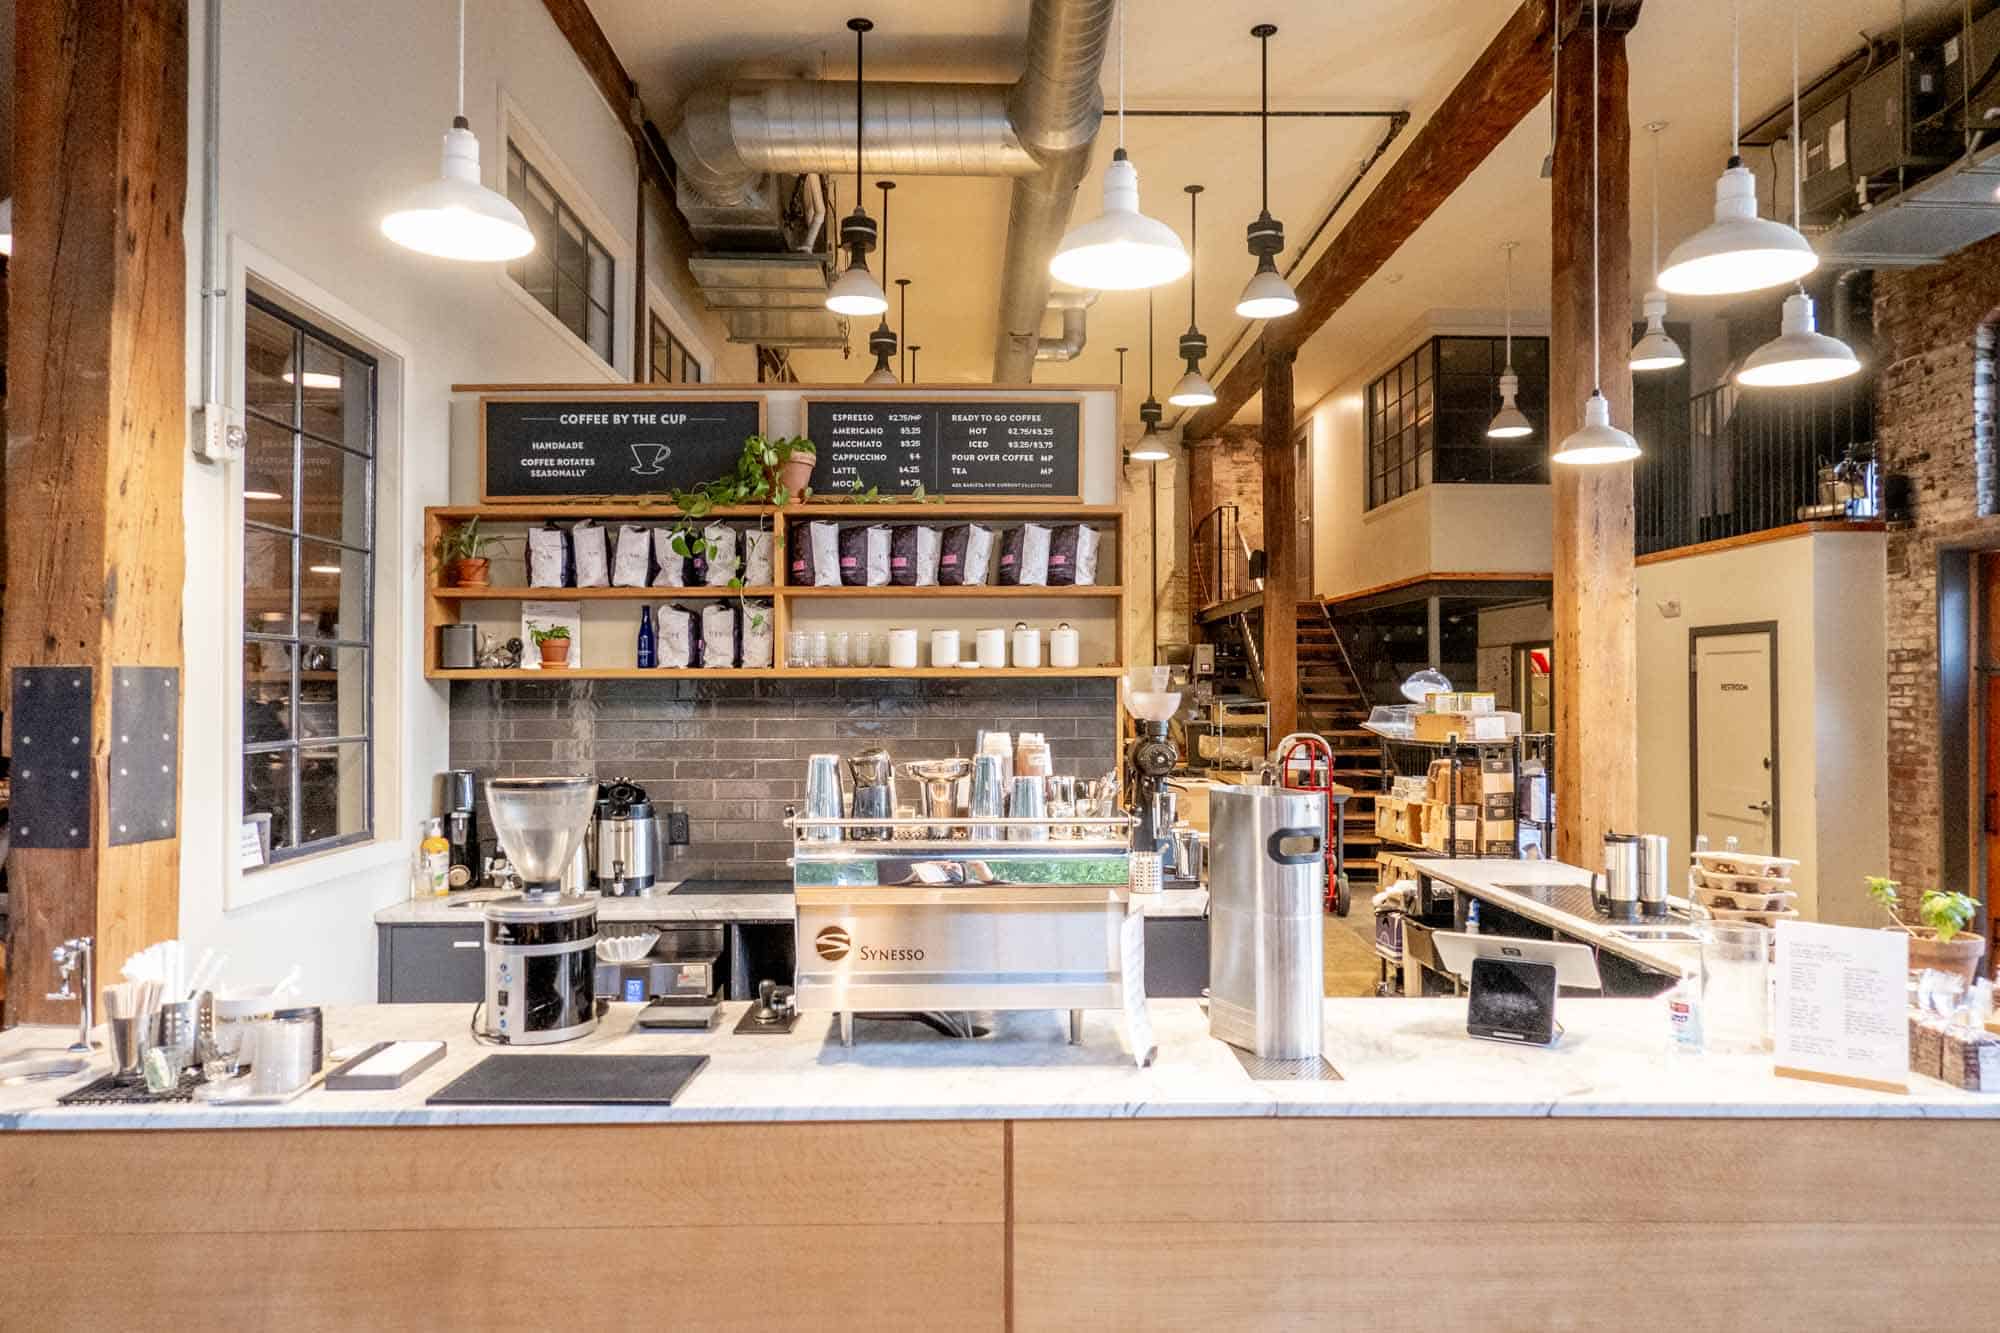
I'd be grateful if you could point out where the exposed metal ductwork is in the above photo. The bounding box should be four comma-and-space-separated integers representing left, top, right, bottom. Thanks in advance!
663, 0, 1112, 379
1029, 288, 1098, 363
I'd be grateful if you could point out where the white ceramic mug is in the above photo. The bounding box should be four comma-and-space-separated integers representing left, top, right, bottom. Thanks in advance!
930, 628, 960, 668
1050, 623, 1080, 668
976, 627, 1007, 669
887, 628, 919, 669
1012, 623, 1043, 668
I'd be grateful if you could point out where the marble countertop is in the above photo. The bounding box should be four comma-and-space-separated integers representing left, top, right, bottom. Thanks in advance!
1410, 858, 1698, 976
374, 882, 1208, 925
4, 996, 1993, 1130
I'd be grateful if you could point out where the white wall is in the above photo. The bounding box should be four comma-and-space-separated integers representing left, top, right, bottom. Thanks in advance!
178, 0, 747, 1001
1634, 530, 1888, 923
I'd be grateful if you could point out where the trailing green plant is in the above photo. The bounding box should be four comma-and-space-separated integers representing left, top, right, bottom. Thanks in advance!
654, 434, 815, 583
1866, 876, 1980, 943
431, 516, 501, 571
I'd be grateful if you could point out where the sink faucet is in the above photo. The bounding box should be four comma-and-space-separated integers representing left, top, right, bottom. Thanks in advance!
46, 937, 96, 1054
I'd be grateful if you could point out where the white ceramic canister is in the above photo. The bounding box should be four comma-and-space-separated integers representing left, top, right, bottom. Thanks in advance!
887, 627, 919, 669
1049, 622, 1081, 668
1011, 621, 1043, 668
975, 627, 1008, 669
930, 628, 961, 668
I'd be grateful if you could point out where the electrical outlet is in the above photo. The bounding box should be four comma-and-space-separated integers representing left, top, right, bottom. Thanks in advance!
666, 811, 691, 847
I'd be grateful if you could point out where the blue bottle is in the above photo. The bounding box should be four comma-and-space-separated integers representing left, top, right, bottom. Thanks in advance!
636, 605, 658, 669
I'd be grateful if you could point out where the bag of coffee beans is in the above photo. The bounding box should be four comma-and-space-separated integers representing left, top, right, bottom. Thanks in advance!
659, 604, 696, 669
527, 523, 570, 588
612, 525, 652, 588
741, 600, 775, 668
1047, 523, 1100, 586
699, 602, 738, 668
939, 523, 994, 587
742, 529, 775, 586
571, 520, 609, 587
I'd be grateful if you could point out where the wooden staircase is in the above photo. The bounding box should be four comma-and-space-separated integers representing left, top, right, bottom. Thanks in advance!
1295, 601, 1383, 888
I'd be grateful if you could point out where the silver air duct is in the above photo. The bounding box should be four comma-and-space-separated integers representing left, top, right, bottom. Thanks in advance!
664, 0, 1112, 380
1031, 289, 1098, 363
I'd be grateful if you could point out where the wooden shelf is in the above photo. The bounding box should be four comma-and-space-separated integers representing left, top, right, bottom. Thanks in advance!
433, 585, 779, 600
783, 585, 1119, 599
429, 502, 1123, 521
429, 666, 1125, 682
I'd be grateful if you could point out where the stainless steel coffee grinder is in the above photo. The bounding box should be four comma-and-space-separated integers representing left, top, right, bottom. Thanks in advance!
1123, 668, 1183, 855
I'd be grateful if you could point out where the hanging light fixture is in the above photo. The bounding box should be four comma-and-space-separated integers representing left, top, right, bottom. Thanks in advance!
1631, 122, 1687, 372
1049, 0, 1189, 291
1738, 1, 1858, 388
908, 344, 922, 380
1657, 0, 1817, 296
0, 197, 13, 256
381, 0, 535, 261
827, 18, 890, 317
895, 276, 912, 381
864, 179, 900, 382
1132, 293, 1171, 461
1235, 24, 1300, 320
1554, 5, 1640, 466
1169, 185, 1218, 407
1488, 241, 1533, 440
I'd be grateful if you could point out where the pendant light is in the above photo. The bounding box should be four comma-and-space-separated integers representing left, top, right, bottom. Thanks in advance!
0, 197, 12, 256
908, 344, 922, 380
1631, 122, 1687, 372
1235, 24, 1300, 320
826, 18, 890, 317
381, 0, 535, 262
1488, 241, 1533, 440
1657, 0, 1817, 296
1049, 0, 1189, 291
1132, 293, 1171, 462
1553, 5, 1640, 467
1169, 185, 1218, 407
1737, 1, 1859, 388
896, 276, 911, 381
864, 179, 900, 383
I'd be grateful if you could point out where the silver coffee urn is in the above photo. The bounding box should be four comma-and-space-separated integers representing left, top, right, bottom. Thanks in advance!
1208, 786, 1327, 1063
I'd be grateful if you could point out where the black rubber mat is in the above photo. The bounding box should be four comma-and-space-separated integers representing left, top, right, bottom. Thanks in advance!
425, 1054, 708, 1106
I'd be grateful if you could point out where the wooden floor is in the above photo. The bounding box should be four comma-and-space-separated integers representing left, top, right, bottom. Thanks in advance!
1325, 905, 1385, 996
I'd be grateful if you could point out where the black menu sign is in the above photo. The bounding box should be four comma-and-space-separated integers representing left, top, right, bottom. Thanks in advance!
481, 396, 765, 501
805, 398, 1082, 499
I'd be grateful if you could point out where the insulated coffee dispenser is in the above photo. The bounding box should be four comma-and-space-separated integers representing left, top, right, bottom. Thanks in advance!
1209, 785, 1327, 1062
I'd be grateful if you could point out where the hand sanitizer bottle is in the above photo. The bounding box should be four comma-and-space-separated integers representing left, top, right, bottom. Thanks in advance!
1667, 972, 1704, 1053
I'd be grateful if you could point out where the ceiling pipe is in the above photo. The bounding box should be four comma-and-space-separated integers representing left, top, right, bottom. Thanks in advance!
1032, 289, 1099, 362
663, 0, 1112, 383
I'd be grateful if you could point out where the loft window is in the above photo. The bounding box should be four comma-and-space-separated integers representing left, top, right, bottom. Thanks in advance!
1365, 334, 1550, 511
505, 141, 615, 364
648, 312, 703, 384
241, 290, 377, 862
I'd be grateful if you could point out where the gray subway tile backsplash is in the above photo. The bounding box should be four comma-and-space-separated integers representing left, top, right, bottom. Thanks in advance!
449, 678, 1118, 882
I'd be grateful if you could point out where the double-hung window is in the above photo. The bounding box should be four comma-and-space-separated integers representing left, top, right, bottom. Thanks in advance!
505, 141, 615, 363
241, 290, 377, 861
648, 312, 703, 384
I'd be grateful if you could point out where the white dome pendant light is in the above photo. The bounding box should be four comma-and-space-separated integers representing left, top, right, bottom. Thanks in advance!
381, 0, 535, 262
1168, 185, 1218, 407
864, 180, 901, 382
1657, 0, 1817, 296
1488, 241, 1534, 439
1738, 1, 1858, 388
826, 18, 891, 318
1235, 23, 1300, 320
1050, 0, 1190, 291
1132, 292, 1172, 462
1554, 5, 1640, 467
1631, 122, 1687, 372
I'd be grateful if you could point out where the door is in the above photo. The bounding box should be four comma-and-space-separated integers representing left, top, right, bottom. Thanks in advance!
1978, 553, 2000, 959
1691, 625, 1779, 854
1293, 425, 1314, 598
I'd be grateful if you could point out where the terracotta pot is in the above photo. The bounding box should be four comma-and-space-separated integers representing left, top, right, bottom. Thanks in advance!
451, 557, 491, 587
1905, 929, 1987, 987
777, 453, 816, 495
537, 638, 571, 668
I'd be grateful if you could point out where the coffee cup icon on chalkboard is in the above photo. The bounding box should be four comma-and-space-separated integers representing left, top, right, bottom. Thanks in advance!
630, 442, 671, 475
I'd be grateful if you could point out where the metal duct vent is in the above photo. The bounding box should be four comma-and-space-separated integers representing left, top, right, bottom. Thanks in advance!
1813, 139, 2000, 267
686, 253, 849, 349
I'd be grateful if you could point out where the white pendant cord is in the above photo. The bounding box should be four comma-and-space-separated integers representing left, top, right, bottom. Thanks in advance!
1731, 0, 1741, 159
456, 0, 466, 120
1502, 241, 1515, 369
1650, 125, 1661, 281
1790, 0, 1802, 235
1117, 0, 1126, 151
1591, 2, 1601, 395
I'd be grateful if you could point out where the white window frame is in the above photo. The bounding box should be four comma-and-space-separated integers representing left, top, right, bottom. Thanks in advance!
223, 239, 410, 910
645, 279, 715, 385
498, 91, 633, 381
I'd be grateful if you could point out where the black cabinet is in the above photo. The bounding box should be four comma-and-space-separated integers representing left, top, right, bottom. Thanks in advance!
1144, 915, 1209, 998
377, 924, 485, 1003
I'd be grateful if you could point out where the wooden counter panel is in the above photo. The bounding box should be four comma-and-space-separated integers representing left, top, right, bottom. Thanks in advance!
2, 1223, 1004, 1331
1011, 1222, 1999, 1332
1012, 1117, 2000, 1225
1, 1122, 1003, 1235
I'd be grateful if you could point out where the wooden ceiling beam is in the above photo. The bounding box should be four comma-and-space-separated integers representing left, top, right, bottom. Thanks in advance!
1180, 0, 1639, 440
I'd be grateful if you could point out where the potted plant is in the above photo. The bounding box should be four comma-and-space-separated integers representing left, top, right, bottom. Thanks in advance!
771, 435, 816, 495
433, 517, 499, 587
1866, 876, 1987, 985
531, 624, 572, 669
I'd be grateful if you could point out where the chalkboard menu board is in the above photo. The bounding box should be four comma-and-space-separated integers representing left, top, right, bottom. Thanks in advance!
481, 395, 765, 501
804, 398, 1082, 499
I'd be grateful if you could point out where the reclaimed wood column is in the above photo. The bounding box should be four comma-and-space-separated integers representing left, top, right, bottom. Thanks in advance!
1550, 8, 1637, 862
4, 0, 189, 1024
1261, 337, 1299, 740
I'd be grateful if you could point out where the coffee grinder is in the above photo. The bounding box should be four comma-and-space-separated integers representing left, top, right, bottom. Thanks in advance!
1123, 667, 1183, 856
442, 769, 481, 889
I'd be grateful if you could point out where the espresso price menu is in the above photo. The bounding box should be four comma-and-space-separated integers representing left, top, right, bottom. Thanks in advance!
805, 399, 1082, 498
482, 397, 764, 500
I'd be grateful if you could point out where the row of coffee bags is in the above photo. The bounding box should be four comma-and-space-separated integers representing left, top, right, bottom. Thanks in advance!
526, 520, 776, 590
654, 599, 775, 669
787, 521, 1100, 588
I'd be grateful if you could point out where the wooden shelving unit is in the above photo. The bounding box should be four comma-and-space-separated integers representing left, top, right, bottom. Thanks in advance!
423, 502, 1125, 681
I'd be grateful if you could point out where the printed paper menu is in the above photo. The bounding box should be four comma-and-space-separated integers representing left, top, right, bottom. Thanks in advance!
1773, 920, 1909, 1095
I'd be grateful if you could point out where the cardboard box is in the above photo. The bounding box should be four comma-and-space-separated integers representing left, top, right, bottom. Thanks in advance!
1426, 759, 1482, 806
1518, 770, 1550, 823
1423, 691, 1496, 715
1479, 815, 1517, 855
1414, 710, 1509, 743
1482, 790, 1516, 822
1480, 750, 1515, 792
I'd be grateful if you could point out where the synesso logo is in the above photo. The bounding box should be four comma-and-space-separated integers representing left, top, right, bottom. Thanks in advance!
814, 926, 852, 961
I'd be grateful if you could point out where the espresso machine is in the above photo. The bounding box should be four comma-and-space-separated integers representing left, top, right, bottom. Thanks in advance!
1123, 667, 1183, 856
442, 769, 480, 889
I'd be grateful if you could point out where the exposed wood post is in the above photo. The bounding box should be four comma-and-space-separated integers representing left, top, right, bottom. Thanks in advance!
4, 0, 189, 1024
1550, 7, 1638, 862
1261, 338, 1299, 741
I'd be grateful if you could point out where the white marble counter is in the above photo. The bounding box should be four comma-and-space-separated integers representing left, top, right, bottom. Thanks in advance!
373, 883, 1208, 925
1410, 857, 1698, 976
4, 996, 1993, 1130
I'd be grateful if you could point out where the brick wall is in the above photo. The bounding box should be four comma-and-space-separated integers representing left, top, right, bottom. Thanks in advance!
1187, 424, 1264, 609
1873, 228, 2000, 900
448, 678, 1119, 881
